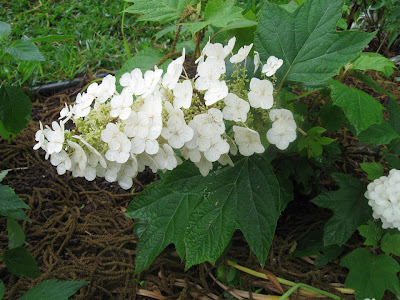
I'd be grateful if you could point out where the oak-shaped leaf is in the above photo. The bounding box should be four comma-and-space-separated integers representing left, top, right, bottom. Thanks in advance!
312, 173, 372, 246
125, 156, 280, 272
255, 0, 374, 86
341, 248, 400, 300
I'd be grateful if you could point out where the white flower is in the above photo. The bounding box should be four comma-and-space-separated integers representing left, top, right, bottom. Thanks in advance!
154, 144, 178, 170
204, 136, 230, 162
161, 115, 194, 149
194, 154, 213, 176
162, 49, 185, 90
180, 146, 201, 163
269, 109, 297, 130
253, 51, 261, 73
142, 66, 163, 98
233, 126, 264, 156
130, 137, 159, 155
195, 60, 224, 91
59, 103, 74, 121
45, 121, 65, 154
173, 80, 193, 109
101, 123, 131, 163
96, 75, 116, 103
262, 56, 283, 77
230, 43, 253, 64
123, 111, 150, 139
50, 150, 71, 175
33, 121, 47, 151
266, 125, 296, 150
110, 92, 133, 120
73, 135, 107, 168
68, 140, 87, 171
218, 154, 234, 167
120, 68, 146, 96
248, 78, 274, 109
104, 161, 121, 182
117, 160, 138, 190
204, 80, 228, 106
222, 93, 250, 122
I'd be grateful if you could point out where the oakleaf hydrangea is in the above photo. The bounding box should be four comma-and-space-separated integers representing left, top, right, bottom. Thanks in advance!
34, 37, 297, 189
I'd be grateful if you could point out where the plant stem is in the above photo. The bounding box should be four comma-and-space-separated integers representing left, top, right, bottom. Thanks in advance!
226, 260, 344, 299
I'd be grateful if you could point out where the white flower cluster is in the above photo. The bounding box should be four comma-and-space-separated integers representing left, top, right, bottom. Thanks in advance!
365, 169, 400, 230
34, 37, 297, 189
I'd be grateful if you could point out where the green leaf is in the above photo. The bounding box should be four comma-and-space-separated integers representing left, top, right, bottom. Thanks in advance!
340, 248, 400, 300
330, 80, 384, 135
7, 218, 25, 249
126, 181, 201, 272
358, 221, 383, 248
388, 98, 400, 135
29, 35, 74, 43
319, 102, 345, 131
116, 49, 164, 93
19, 280, 90, 300
125, 156, 280, 272
255, 0, 374, 86
386, 154, 400, 169
204, 0, 245, 28
381, 231, 400, 256
360, 162, 384, 181
297, 127, 334, 158
0, 170, 8, 182
2, 247, 41, 278
352, 52, 397, 78
0, 21, 11, 39
312, 173, 372, 246
352, 70, 396, 100
357, 121, 399, 145
0, 208, 31, 222
0, 185, 30, 211
183, 0, 253, 35
0, 280, 4, 300
5, 39, 44, 61
291, 230, 343, 267
124, 0, 195, 23
0, 85, 32, 141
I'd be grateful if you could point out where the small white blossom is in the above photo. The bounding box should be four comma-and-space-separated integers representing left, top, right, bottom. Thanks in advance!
173, 80, 193, 109
155, 144, 178, 170
110, 92, 133, 120
204, 80, 228, 106
45, 121, 65, 154
254, 51, 261, 73
222, 93, 250, 122
50, 150, 71, 175
162, 49, 185, 90
194, 154, 213, 176
262, 56, 283, 77
248, 78, 274, 109
204, 136, 230, 162
233, 126, 264, 156
266, 125, 296, 150
96, 75, 116, 103
230, 43, 253, 64
120, 68, 146, 96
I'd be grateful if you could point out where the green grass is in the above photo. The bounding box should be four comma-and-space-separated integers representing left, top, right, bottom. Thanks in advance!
0, 0, 168, 86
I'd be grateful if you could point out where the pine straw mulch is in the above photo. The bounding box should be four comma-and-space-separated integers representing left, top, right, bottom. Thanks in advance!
0, 67, 399, 299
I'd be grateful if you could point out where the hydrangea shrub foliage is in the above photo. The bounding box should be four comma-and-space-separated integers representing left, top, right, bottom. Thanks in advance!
33, 0, 400, 298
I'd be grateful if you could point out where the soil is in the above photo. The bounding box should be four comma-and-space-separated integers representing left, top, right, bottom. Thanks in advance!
1, 50, 399, 299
